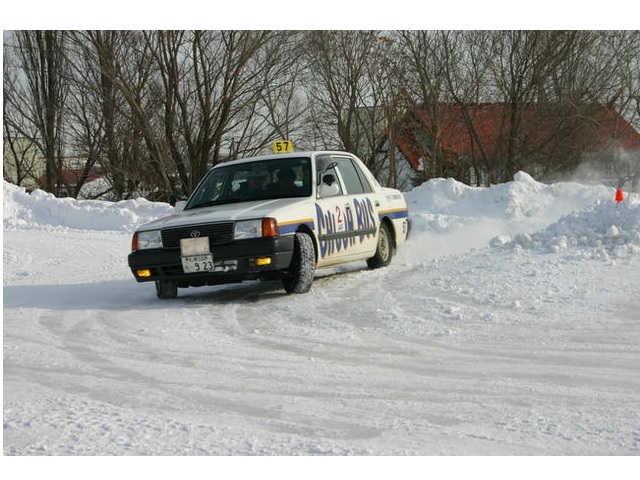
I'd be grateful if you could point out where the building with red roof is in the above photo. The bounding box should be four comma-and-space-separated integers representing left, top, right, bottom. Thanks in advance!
393, 102, 640, 189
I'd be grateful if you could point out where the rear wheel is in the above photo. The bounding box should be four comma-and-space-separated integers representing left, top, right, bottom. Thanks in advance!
367, 222, 393, 269
155, 279, 178, 299
282, 232, 315, 294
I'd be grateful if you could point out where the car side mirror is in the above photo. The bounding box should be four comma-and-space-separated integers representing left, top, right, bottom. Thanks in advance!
322, 173, 336, 186
316, 157, 338, 186
319, 174, 340, 197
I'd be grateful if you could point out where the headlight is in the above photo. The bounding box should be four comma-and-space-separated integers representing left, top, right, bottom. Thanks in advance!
234, 220, 263, 240
134, 230, 163, 250
234, 219, 279, 239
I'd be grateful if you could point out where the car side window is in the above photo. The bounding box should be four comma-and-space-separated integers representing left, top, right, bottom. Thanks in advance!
334, 157, 373, 195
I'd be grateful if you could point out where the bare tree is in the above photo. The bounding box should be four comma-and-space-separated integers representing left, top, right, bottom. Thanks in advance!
3, 43, 41, 187
365, 33, 413, 188
235, 31, 307, 155
136, 30, 292, 196
4, 31, 70, 195
6, 30, 639, 197
400, 31, 454, 182
398, 31, 491, 185
62, 32, 109, 198
400, 31, 640, 187
596, 31, 640, 190
301, 31, 382, 157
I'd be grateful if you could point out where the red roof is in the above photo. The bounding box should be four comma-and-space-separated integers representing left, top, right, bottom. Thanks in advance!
398, 103, 640, 170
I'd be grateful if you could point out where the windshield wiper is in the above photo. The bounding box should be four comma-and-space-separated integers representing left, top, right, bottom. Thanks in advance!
186, 198, 243, 210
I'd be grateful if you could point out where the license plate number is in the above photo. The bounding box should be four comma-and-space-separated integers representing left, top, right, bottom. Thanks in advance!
181, 254, 214, 273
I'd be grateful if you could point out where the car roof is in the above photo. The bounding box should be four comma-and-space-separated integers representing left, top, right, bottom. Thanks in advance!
212, 151, 354, 169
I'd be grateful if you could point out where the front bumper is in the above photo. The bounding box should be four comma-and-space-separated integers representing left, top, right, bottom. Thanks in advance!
128, 235, 295, 287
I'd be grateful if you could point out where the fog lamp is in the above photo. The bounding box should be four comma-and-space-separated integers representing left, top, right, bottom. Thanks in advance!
254, 257, 272, 266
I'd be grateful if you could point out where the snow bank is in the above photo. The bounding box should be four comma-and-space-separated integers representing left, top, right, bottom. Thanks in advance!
492, 197, 640, 259
4, 174, 639, 259
3, 181, 174, 233
405, 171, 639, 259
406, 171, 614, 224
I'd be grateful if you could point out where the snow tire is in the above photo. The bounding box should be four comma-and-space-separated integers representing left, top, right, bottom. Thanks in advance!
367, 222, 393, 269
155, 279, 178, 299
282, 232, 315, 294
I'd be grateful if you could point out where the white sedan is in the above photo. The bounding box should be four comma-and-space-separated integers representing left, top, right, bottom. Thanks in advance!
128, 151, 410, 298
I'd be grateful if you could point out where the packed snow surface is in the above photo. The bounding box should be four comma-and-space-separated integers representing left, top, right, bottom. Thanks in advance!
3, 173, 640, 456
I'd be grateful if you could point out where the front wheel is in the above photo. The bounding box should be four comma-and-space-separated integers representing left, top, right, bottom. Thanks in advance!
155, 279, 178, 299
282, 232, 315, 294
367, 222, 393, 269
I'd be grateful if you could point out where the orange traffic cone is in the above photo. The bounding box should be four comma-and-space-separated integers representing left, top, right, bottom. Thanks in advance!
615, 189, 625, 203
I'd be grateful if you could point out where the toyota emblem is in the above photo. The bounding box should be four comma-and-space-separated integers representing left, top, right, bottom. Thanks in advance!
189, 230, 201, 238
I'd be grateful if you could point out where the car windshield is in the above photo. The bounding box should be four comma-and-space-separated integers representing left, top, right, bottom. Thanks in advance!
185, 157, 312, 210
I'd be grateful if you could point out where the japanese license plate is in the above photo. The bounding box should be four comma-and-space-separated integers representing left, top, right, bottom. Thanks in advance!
181, 254, 214, 273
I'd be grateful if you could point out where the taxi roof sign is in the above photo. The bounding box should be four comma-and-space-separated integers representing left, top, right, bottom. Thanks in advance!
272, 140, 294, 154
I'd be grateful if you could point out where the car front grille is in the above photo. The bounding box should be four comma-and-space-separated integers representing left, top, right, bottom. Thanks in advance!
161, 222, 234, 249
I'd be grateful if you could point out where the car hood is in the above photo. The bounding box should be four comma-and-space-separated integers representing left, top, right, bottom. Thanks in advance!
137, 198, 307, 231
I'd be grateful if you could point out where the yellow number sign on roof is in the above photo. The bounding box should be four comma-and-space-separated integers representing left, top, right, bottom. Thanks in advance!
272, 140, 294, 153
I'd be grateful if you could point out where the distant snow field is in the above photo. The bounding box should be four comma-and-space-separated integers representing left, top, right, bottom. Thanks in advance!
3, 173, 640, 458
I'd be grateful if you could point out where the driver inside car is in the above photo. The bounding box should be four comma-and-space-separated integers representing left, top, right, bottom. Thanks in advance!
276, 167, 298, 194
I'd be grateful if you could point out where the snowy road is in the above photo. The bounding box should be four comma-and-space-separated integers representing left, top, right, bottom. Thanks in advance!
3, 175, 640, 455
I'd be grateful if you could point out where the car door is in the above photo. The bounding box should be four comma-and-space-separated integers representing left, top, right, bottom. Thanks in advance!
314, 154, 379, 266
331, 155, 379, 256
